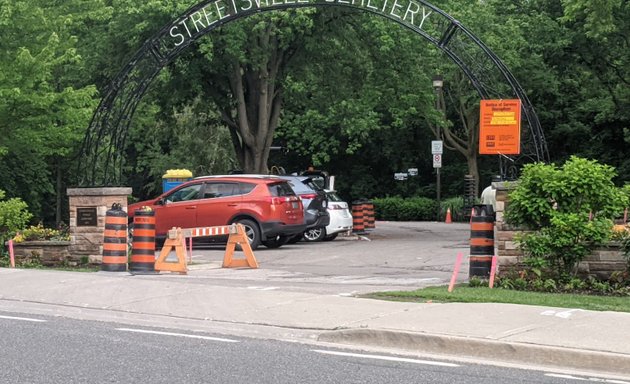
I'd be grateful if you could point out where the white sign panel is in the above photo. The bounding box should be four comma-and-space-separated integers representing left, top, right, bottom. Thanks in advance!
394, 172, 408, 181
431, 140, 443, 154
407, 168, 418, 176
433, 154, 442, 168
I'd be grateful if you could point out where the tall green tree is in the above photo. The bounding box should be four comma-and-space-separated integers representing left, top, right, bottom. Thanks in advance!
194, 10, 318, 173
559, 0, 630, 180
275, 10, 440, 199
125, 97, 237, 199
485, 0, 630, 182
0, 0, 97, 222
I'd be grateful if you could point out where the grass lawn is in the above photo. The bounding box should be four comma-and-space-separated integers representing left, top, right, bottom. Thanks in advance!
364, 285, 630, 313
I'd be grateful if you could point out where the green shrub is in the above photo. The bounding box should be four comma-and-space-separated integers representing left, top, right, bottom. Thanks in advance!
506, 157, 628, 276
496, 265, 630, 295
468, 276, 485, 287
518, 213, 612, 275
543, 278, 558, 291
374, 196, 466, 222
13, 223, 70, 243
373, 197, 404, 221
506, 157, 627, 228
512, 278, 528, 291
374, 197, 437, 221
0, 190, 32, 250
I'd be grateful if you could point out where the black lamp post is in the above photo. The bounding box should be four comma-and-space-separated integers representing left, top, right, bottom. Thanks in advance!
432, 75, 444, 222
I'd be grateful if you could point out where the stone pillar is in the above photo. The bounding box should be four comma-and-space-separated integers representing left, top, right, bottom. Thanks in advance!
67, 187, 132, 264
493, 181, 524, 268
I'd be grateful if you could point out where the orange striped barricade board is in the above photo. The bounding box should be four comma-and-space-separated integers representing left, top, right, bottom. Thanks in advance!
187, 226, 232, 238
178, 224, 258, 269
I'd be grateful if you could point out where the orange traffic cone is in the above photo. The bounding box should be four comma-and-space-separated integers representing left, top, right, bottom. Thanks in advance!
445, 207, 452, 224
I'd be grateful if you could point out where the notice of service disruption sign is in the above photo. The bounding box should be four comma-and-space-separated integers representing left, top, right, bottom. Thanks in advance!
479, 99, 521, 155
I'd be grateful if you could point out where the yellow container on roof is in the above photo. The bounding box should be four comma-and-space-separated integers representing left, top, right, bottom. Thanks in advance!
163, 169, 193, 179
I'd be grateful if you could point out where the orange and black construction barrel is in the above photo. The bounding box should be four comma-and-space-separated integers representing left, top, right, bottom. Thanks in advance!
469, 205, 495, 278
102, 203, 128, 272
352, 200, 365, 234
129, 208, 156, 274
363, 200, 375, 230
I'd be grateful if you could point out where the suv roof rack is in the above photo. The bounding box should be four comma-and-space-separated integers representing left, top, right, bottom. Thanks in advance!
193, 174, 283, 180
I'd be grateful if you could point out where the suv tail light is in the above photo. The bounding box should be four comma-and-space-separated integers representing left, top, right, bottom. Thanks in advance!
266, 196, 288, 205
328, 203, 344, 210
299, 193, 318, 200
266, 196, 299, 205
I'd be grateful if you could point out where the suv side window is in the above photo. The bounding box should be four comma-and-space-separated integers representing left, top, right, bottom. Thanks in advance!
268, 182, 296, 197
202, 182, 240, 198
239, 182, 256, 195
166, 184, 202, 203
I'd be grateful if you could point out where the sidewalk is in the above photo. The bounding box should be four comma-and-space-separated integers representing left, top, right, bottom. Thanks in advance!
1, 267, 629, 378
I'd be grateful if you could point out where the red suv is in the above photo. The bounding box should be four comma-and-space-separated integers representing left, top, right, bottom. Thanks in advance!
128, 175, 306, 250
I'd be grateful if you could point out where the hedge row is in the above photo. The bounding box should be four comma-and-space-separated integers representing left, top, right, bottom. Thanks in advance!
373, 197, 437, 221
373, 196, 468, 222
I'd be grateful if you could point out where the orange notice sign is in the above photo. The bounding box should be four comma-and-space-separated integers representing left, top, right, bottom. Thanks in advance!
479, 99, 521, 155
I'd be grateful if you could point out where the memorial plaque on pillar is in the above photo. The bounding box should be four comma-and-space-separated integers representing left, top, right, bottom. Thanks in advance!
77, 207, 97, 227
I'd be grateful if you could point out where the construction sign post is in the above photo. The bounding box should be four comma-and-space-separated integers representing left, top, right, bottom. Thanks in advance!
479, 99, 521, 155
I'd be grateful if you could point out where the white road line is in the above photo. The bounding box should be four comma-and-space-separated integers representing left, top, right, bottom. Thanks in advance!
247, 286, 278, 291
116, 328, 239, 343
546, 373, 630, 383
311, 349, 460, 367
0, 315, 46, 322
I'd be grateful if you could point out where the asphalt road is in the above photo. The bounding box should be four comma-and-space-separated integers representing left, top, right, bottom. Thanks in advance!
0, 312, 605, 384
165, 221, 472, 295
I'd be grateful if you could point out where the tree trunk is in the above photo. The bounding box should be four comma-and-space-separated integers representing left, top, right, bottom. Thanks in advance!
222, 24, 286, 174
466, 154, 479, 198
439, 84, 481, 197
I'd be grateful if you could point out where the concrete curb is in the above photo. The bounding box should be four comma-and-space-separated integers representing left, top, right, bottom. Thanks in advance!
318, 329, 630, 376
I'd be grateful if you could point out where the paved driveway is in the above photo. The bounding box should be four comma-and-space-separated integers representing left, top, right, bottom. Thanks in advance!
170, 221, 471, 295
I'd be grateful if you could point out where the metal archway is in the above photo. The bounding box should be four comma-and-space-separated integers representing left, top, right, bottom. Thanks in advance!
78, 0, 549, 186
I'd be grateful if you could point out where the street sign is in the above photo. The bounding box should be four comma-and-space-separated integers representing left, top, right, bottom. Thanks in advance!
433, 154, 442, 168
431, 140, 443, 154
394, 172, 408, 181
408, 168, 418, 176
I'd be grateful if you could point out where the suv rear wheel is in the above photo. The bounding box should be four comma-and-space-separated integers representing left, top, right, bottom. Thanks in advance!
233, 218, 261, 250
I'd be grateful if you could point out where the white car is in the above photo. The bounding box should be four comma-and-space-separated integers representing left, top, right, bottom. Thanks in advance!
303, 190, 353, 241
